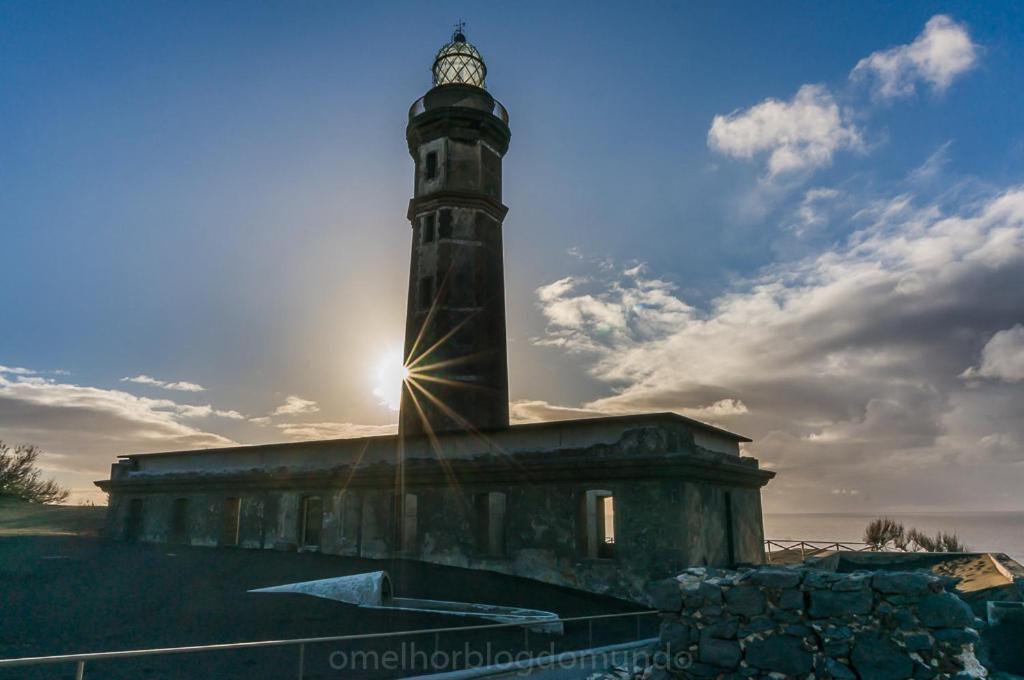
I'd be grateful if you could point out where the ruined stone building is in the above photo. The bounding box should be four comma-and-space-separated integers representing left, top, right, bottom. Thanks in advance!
97, 29, 774, 602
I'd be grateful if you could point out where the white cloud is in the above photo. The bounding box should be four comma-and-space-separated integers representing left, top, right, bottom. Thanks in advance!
535, 186, 1024, 511
686, 399, 749, 418
852, 15, 978, 100
962, 325, 1024, 383
173, 404, 245, 420
120, 374, 205, 392
708, 85, 862, 176
271, 395, 320, 416
510, 400, 603, 424
276, 421, 396, 440
0, 371, 237, 502
0, 365, 36, 376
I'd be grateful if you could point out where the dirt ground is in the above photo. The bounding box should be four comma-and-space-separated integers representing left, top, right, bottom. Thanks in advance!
0, 535, 654, 680
0, 499, 106, 537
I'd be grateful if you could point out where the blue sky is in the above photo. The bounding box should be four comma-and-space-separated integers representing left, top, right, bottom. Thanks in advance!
2, 2, 1023, 509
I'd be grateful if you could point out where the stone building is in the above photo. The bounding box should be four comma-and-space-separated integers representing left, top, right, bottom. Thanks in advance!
97, 29, 774, 603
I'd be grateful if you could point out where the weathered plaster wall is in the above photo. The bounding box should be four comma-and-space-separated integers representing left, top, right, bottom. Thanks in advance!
105, 479, 766, 602
100, 418, 773, 603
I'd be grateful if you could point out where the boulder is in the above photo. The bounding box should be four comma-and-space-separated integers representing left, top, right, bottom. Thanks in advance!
809, 588, 873, 618
823, 657, 857, 679
832, 572, 871, 591
745, 567, 802, 589
851, 633, 913, 680
777, 588, 804, 610
917, 592, 974, 628
724, 586, 766, 617
698, 635, 741, 669
745, 635, 812, 675
647, 578, 682, 612
872, 571, 936, 595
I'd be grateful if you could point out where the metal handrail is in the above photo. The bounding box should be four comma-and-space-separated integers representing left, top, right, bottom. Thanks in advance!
0, 609, 658, 678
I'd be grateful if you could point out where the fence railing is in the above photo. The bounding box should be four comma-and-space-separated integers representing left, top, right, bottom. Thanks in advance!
764, 539, 877, 562
0, 609, 658, 679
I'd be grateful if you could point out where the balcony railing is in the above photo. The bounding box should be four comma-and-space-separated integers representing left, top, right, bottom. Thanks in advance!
408, 95, 509, 125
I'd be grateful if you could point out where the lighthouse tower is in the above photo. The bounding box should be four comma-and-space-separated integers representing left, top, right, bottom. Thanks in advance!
399, 27, 512, 436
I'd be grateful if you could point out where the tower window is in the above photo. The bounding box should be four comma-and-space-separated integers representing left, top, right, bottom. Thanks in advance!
418, 275, 435, 311
422, 213, 436, 243
301, 496, 323, 549
454, 270, 476, 306
170, 498, 188, 544
582, 489, 615, 559
125, 498, 144, 543
393, 492, 418, 554
425, 151, 438, 180
474, 492, 507, 557
220, 497, 240, 547
724, 491, 736, 566
438, 209, 452, 239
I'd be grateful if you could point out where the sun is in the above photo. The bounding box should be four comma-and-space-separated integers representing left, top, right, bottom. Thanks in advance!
371, 348, 408, 412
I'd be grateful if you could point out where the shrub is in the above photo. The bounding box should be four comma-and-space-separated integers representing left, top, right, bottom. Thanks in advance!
0, 442, 70, 504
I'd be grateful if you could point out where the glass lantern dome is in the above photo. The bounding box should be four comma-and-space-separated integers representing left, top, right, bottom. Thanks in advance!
432, 30, 487, 88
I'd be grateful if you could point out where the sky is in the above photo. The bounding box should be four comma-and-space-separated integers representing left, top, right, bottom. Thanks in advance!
2, 2, 1023, 510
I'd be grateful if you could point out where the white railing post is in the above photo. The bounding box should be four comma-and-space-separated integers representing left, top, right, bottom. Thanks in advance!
75, 660, 85, 680
297, 643, 305, 679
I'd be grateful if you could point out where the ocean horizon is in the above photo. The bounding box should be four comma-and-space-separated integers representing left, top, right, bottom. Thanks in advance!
764, 511, 1024, 564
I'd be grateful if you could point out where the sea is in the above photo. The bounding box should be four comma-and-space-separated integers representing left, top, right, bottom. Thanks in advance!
763, 512, 1024, 564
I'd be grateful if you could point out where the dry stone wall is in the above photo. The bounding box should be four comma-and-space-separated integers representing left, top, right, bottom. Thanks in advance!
643, 565, 989, 679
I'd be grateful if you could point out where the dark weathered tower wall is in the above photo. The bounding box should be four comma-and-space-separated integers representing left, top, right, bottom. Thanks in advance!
400, 84, 511, 435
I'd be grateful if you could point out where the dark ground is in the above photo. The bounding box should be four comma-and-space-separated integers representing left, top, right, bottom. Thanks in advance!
0, 536, 655, 680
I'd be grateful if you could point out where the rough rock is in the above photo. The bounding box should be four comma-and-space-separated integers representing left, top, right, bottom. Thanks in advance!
918, 592, 975, 628
745, 634, 812, 675
724, 586, 766, 617
809, 588, 873, 618
851, 633, 914, 680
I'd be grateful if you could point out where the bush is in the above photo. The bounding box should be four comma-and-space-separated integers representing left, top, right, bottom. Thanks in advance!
0, 442, 70, 504
864, 517, 905, 550
907, 528, 968, 553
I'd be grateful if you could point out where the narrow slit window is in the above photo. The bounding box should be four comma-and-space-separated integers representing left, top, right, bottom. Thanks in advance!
170, 498, 188, 544
301, 496, 323, 549
475, 492, 507, 557
583, 490, 615, 559
438, 209, 452, 239
418, 276, 435, 311
220, 497, 240, 547
422, 213, 436, 243
724, 491, 736, 566
394, 493, 418, 554
425, 151, 438, 180
125, 498, 144, 543
403, 493, 418, 553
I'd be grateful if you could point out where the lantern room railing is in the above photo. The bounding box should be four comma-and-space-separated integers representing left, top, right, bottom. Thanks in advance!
408, 95, 509, 125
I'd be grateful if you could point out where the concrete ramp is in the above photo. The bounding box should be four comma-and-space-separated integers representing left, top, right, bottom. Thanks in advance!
250, 569, 392, 606
249, 570, 563, 634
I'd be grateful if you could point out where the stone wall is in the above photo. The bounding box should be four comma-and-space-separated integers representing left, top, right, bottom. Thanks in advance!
645, 565, 988, 679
